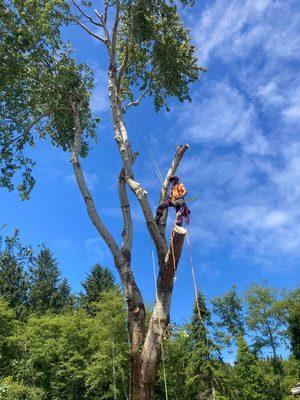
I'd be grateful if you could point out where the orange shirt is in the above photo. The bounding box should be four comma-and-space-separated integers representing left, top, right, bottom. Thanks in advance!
171, 183, 187, 201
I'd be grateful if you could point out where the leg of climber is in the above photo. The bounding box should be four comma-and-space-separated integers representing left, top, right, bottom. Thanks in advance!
155, 198, 172, 223
173, 199, 185, 226
175, 204, 184, 226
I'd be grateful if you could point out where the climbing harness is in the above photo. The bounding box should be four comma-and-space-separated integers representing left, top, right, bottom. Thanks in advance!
152, 250, 169, 400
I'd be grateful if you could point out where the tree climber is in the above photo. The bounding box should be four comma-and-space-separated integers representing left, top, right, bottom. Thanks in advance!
155, 176, 191, 226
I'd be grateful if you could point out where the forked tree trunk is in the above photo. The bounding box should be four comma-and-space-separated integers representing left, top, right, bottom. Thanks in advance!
71, 38, 188, 398
131, 225, 187, 399
71, 99, 188, 399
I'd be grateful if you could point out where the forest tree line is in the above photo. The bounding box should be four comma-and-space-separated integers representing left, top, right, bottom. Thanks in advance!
0, 229, 299, 400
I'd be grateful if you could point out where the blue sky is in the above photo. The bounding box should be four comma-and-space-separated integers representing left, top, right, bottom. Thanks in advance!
1, 0, 300, 340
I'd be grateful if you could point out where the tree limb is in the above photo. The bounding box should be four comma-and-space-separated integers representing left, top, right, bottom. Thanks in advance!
111, 0, 120, 62
118, 168, 132, 259
70, 102, 123, 267
125, 175, 168, 264
74, 18, 107, 43
95, 7, 111, 52
159, 143, 190, 204
70, 0, 103, 26
55, 10, 107, 44
71, 102, 146, 355
122, 89, 150, 113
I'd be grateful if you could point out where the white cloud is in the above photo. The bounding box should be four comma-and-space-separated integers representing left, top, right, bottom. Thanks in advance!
169, 0, 300, 270
177, 81, 270, 155
84, 236, 109, 260
194, 0, 299, 66
89, 63, 109, 113
192, 0, 300, 126
282, 92, 300, 122
65, 171, 99, 191
200, 262, 221, 281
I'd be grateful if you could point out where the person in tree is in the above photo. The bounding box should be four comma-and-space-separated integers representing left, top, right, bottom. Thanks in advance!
155, 176, 190, 226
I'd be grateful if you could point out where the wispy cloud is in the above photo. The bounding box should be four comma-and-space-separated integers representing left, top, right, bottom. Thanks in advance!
89, 62, 109, 113
65, 171, 99, 191
177, 81, 270, 155
84, 236, 110, 261
171, 0, 300, 271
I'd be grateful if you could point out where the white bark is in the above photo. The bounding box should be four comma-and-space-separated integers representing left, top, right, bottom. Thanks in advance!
70, 8, 191, 397
70, 102, 123, 268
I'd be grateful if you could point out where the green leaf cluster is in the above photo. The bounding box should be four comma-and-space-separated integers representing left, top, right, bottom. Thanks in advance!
0, 1, 97, 199
118, 0, 200, 110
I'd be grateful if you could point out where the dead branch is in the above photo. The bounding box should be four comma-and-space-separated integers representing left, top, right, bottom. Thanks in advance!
118, 169, 132, 259
70, 0, 103, 26
122, 89, 150, 113
70, 102, 123, 267
111, 0, 121, 61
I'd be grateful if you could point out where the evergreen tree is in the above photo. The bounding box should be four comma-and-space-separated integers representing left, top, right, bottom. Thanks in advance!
0, 251, 28, 316
29, 247, 62, 314
80, 263, 116, 305
212, 286, 244, 348
286, 288, 300, 361
57, 278, 74, 310
184, 292, 226, 400
0, 230, 31, 317
234, 336, 269, 400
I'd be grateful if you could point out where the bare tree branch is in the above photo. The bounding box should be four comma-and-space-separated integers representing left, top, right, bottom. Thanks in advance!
95, 7, 111, 51
74, 18, 107, 43
55, 10, 107, 44
111, 0, 121, 62
159, 144, 190, 204
118, 168, 132, 258
71, 102, 146, 357
122, 89, 150, 113
70, 102, 123, 267
70, 0, 103, 26
125, 175, 168, 264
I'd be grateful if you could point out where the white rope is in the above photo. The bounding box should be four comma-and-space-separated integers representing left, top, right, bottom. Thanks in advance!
152, 250, 169, 400
186, 228, 203, 324
127, 112, 164, 185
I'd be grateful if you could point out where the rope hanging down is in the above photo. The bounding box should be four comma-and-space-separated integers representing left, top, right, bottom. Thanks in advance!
129, 109, 204, 328
132, 109, 164, 184
152, 250, 169, 400
126, 112, 164, 185
186, 228, 203, 324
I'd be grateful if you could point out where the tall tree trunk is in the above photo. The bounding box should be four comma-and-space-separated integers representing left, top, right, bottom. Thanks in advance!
130, 225, 186, 399
72, 66, 188, 399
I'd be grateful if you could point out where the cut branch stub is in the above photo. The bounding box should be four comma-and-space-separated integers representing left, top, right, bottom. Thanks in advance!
158, 143, 190, 238
162, 224, 187, 284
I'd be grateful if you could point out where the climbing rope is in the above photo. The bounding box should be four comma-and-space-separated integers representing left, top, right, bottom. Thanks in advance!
126, 112, 164, 185
152, 250, 169, 400
132, 109, 165, 184
128, 110, 204, 327
186, 228, 204, 324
